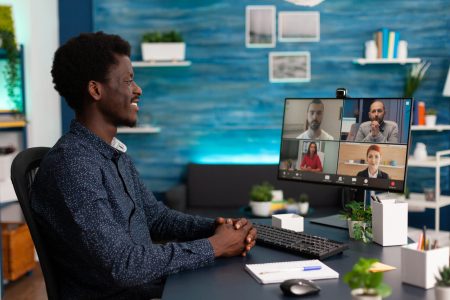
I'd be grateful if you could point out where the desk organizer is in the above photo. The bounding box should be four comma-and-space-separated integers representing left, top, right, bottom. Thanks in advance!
401, 243, 449, 289
371, 200, 408, 246
272, 213, 304, 232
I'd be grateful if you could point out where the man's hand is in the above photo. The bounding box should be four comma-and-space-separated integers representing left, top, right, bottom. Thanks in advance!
370, 120, 380, 137
208, 222, 252, 257
215, 217, 257, 256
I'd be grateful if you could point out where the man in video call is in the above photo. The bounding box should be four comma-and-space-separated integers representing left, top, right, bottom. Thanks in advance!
296, 99, 334, 140
355, 100, 399, 143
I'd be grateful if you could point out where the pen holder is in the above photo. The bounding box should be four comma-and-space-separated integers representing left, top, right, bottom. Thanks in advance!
272, 213, 304, 232
371, 200, 408, 246
401, 243, 449, 289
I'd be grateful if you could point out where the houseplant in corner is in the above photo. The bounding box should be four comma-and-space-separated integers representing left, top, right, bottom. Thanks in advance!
297, 193, 309, 215
141, 30, 185, 62
344, 257, 392, 300
249, 182, 273, 217
435, 266, 450, 300
341, 201, 372, 242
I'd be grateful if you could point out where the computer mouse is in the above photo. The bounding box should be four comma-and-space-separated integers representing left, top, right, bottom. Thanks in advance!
280, 279, 321, 297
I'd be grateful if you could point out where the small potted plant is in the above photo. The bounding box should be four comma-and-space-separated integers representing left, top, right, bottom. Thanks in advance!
344, 258, 392, 300
425, 108, 437, 127
297, 193, 310, 215
141, 30, 185, 62
249, 182, 273, 217
435, 266, 450, 300
340, 201, 372, 242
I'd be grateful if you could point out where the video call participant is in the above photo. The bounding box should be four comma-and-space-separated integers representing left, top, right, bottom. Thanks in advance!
299, 142, 323, 172
355, 100, 399, 143
296, 99, 334, 140
32, 32, 256, 299
357, 144, 390, 179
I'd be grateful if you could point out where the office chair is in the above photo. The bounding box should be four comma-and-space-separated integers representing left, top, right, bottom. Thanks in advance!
10, 147, 58, 299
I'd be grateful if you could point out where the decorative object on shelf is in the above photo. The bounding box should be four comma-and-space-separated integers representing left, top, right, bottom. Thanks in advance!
284, 0, 324, 7
249, 181, 273, 217
425, 108, 437, 127
245, 5, 276, 48
403, 60, 431, 97
0, 5, 21, 112
278, 11, 320, 42
397, 40, 408, 60
269, 51, 311, 83
443, 65, 450, 97
435, 266, 450, 300
365, 40, 377, 60
423, 187, 435, 202
297, 193, 309, 215
141, 30, 185, 62
340, 201, 372, 243
413, 142, 428, 161
344, 257, 392, 300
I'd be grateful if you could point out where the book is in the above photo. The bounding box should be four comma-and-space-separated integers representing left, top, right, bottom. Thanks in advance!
381, 28, 389, 58
375, 31, 382, 59
418, 101, 426, 125
393, 31, 400, 59
388, 31, 395, 59
245, 259, 339, 284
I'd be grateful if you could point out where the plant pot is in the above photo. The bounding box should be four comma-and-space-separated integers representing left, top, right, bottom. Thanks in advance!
286, 204, 299, 213
298, 202, 309, 215
425, 115, 437, 127
250, 201, 271, 217
347, 220, 364, 239
351, 289, 381, 300
141, 42, 186, 61
435, 286, 450, 300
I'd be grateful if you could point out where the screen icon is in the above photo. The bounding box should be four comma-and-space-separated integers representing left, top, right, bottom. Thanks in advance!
364, 179, 368, 184
352, 178, 357, 182
338, 176, 343, 181
390, 181, 396, 187
325, 175, 330, 180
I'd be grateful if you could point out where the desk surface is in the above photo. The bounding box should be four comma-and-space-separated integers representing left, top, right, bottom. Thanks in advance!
162, 219, 433, 300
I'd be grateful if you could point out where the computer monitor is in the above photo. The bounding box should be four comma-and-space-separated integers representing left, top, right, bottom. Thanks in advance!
278, 97, 412, 194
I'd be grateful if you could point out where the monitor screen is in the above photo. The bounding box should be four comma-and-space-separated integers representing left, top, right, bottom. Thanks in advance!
278, 98, 412, 193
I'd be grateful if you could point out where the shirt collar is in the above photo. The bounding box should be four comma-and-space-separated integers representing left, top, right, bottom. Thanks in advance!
368, 169, 379, 178
69, 120, 127, 160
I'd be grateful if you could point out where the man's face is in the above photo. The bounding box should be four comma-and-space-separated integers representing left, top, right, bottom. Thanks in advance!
307, 103, 324, 131
98, 55, 142, 127
368, 101, 385, 123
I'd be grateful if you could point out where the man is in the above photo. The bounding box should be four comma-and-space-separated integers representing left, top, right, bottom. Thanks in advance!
31, 32, 256, 299
355, 100, 399, 143
296, 99, 334, 140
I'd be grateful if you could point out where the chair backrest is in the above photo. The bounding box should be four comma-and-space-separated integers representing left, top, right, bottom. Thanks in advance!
10, 147, 58, 299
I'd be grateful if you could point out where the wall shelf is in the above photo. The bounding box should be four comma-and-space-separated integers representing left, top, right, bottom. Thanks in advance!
408, 156, 450, 168
131, 61, 191, 67
343, 162, 404, 169
411, 125, 450, 132
0, 120, 26, 128
117, 126, 161, 134
353, 58, 421, 65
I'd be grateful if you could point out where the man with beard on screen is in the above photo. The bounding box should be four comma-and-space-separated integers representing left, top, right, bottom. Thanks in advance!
355, 100, 399, 143
296, 99, 334, 140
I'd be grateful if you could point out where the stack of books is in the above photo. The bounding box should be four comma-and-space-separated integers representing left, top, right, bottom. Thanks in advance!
373, 28, 400, 59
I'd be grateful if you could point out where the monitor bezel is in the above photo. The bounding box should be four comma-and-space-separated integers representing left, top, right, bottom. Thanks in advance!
277, 97, 413, 193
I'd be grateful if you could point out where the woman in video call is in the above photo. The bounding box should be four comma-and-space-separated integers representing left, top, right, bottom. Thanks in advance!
300, 142, 323, 172
357, 144, 389, 179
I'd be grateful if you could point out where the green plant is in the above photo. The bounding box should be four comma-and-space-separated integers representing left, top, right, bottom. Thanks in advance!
0, 6, 21, 112
340, 201, 372, 243
403, 61, 431, 97
344, 258, 392, 298
142, 30, 183, 43
426, 108, 437, 116
286, 197, 296, 204
435, 266, 450, 287
298, 193, 309, 203
249, 182, 273, 202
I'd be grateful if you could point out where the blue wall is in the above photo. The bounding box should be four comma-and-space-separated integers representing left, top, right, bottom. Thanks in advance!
60, 0, 450, 228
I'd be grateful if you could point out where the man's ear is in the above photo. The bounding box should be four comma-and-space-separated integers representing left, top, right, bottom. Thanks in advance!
88, 80, 102, 101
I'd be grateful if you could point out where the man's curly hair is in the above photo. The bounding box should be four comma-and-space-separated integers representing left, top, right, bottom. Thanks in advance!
51, 31, 131, 111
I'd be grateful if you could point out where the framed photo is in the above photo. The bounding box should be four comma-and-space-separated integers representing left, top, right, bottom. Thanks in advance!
278, 11, 320, 42
269, 52, 311, 83
245, 5, 276, 48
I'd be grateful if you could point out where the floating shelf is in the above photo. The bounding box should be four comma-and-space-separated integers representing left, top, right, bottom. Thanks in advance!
0, 120, 26, 128
406, 193, 450, 209
353, 58, 421, 65
343, 162, 404, 169
411, 125, 450, 132
117, 126, 161, 134
132, 61, 191, 67
408, 156, 450, 168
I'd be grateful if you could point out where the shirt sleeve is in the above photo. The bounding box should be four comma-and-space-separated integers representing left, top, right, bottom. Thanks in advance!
51, 154, 215, 288
387, 123, 399, 143
315, 155, 323, 171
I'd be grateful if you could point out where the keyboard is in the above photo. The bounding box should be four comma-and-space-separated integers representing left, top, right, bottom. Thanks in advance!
253, 223, 349, 260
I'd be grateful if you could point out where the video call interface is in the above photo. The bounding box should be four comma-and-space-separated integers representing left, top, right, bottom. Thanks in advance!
278, 98, 412, 192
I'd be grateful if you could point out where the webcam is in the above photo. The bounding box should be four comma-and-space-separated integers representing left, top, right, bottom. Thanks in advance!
336, 88, 348, 99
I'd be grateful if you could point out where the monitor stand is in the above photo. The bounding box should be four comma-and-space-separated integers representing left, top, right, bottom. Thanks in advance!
310, 188, 368, 230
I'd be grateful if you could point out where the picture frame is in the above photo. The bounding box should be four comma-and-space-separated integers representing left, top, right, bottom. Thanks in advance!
269, 51, 311, 83
245, 5, 276, 48
278, 11, 320, 42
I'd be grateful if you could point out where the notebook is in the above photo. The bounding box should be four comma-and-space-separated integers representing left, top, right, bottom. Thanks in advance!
245, 259, 339, 284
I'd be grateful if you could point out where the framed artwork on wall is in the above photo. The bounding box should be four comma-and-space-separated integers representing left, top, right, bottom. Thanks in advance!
245, 5, 276, 48
278, 11, 320, 42
269, 51, 311, 83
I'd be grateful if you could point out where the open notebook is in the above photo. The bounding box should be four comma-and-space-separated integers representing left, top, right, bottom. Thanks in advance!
245, 260, 339, 284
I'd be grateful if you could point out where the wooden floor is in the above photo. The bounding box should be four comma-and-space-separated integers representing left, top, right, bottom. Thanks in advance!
4, 264, 47, 300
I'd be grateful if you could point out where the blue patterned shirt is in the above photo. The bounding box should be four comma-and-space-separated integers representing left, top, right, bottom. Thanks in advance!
31, 120, 216, 299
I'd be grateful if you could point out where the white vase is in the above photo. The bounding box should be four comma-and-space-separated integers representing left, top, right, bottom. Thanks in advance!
425, 115, 437, 127
250, 201, 271, 217
351, 289, 382, 300
413, 143, 428, 161
365, 41, 377, 60
435, 286, 450, 300
141, 42, 186, 61
298, 202, 309, 215
397, 40, 408, 60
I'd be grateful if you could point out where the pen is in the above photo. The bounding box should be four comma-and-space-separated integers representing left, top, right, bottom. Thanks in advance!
423, 226, 427, 251
375, 195, 382, 203
370, 195, 378, 203
259, 266, 322, 275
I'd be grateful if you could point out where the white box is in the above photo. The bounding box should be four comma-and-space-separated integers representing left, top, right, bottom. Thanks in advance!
401, 243, 449, 289
372, 200, 408, 246
272, 214, 304, 232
